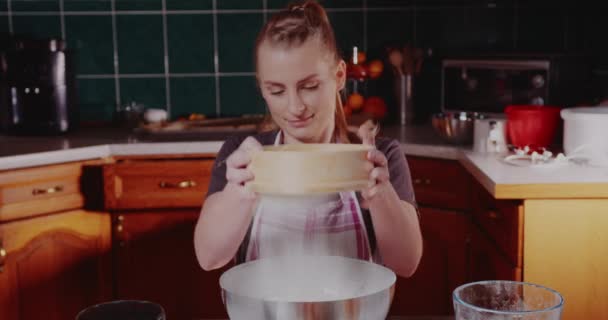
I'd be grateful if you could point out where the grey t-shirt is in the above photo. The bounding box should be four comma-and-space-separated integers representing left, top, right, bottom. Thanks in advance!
205, 130, 417, 263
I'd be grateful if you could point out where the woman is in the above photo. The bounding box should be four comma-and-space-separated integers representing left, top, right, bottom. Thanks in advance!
194, 0, 422, 278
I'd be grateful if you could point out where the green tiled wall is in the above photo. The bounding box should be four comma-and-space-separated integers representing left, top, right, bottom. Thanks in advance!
2, 0, 602, 122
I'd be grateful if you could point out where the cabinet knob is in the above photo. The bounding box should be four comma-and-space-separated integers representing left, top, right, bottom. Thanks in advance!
32, 185, 64, 195
486, 210, 502, 220
0, 240, 6, 273
159, 180, 197, 189
413, 178, 431, 185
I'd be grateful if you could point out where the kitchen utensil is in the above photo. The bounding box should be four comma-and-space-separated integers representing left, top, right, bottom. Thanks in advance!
505, 105, 561, 150
76, 300, 165, 320
116, 101, 144, 129
561, 106, 608, 166
453, 280, 563, 320
431, 112, 482, 145
473, 117, 507, 153
144, 108, 168, 123
247, 143, 373, 195
220, 255, 396, 320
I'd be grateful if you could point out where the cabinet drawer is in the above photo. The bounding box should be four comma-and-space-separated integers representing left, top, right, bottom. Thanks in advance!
407, 156, 472, 210
103, 159, 214, 210
0, 162, 86, 222
472, 183, 523, 267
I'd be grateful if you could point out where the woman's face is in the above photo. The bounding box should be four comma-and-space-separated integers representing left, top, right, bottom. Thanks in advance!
257, 38, 346, 143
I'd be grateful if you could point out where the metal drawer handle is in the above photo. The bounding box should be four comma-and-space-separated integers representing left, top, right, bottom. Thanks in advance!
486, 210, 502, 220
32, 185, 64, 195
0, 239, 6, 273
159, 180, 197, 189
413, 178, 431, 185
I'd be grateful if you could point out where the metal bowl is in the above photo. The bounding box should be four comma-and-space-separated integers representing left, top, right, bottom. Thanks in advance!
220, 255, 396, 320
431, 112, 482, 145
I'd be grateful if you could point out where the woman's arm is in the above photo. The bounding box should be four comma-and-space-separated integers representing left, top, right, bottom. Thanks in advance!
358, 122, 422, 277
194, 137, 262, 271
364, 156, 422, 277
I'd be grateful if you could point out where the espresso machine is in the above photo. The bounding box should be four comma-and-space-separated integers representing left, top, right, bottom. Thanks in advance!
0, 35, 78, 135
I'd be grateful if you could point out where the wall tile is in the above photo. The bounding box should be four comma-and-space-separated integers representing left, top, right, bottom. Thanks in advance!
217, 13, 263, 72
463, 6, 514, 51
267, 0, 363, 9
13, 15, 62, 39
416, 8, 468, 50
12, 0, 59, 11
219, 76, 265, 116
8, 0, 598, 124
116, 15, 164, 74
166, 0, 212, 10
0, 16, 8, 34
167, 14, 214, 73
218, 0, 262, 9
327, 11, 364, 59
66, 15, 114, 74
367, 9, 413, 55
116, 0, 161, 11
64, 0, 111, 11
77, 78, 116, 122
516, 7, 565, 52
120, 77, 166, 109
170, 77, 216, 118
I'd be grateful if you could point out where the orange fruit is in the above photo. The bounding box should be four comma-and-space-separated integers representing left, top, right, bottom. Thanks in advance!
346, 93, 365, 110
363, 96, 387, 119
367, 60, 384, 79
357, 51, 367, 64
346, 64, 367, 80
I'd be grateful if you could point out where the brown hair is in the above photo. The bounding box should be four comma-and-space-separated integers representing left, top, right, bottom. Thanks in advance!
254, 0, 352, 143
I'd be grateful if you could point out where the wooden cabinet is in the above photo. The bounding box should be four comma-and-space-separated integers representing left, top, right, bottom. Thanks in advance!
389, 207, 469, 316
112, 210, 228, 319
471, 182, 523, 267
0, 161, 99, 222
408, 156, 473, 211
393, 155, 522, 316
103, 157, 224, 319
468, 223, 522, 282
103, 159, 214, 210
0, 210, 112, 320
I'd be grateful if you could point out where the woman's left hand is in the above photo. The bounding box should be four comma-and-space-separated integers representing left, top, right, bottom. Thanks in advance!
361, 149, 390, 208
357, 120, 389, 208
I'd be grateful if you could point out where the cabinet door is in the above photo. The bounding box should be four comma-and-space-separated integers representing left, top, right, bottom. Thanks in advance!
389, 207, 469, 316
468, 224, 521, 282
0, 210, 112, 320
408, 157, 473, 211
113, 210, 228, 320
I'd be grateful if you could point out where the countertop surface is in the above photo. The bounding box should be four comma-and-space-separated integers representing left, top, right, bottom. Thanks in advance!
0, 125, 464, 170
2, 126, 608, 199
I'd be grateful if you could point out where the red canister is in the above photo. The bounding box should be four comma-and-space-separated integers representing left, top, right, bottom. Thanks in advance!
505, 105, 562, 150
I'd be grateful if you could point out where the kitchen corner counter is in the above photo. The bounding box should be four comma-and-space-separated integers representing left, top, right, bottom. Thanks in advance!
460, 152, 608, 199
0, 125, 464, 171
3, 126, 608, 200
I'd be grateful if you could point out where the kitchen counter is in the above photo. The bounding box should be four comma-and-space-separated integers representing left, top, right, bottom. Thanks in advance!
2, 126, 608, 200
0, 125, 464, 171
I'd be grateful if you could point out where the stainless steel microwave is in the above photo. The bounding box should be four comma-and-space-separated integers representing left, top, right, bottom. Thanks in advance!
440, 56, 591, 115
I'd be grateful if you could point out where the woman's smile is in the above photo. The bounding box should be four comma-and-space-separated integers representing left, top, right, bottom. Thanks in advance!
286, 114, 315, 128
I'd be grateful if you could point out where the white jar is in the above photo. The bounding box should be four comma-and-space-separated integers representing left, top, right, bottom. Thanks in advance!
561, 106, 608, 165
473, 118, 507, 154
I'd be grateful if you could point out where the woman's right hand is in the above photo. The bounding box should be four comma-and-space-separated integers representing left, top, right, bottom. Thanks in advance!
224, 136, 263, 199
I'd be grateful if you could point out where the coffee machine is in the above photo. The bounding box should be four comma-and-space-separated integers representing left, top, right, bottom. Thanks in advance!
0, 36, 78, 135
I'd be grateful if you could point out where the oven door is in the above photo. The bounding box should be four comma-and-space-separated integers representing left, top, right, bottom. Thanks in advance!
441, 60, 550, 114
